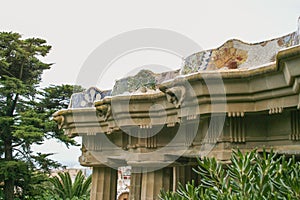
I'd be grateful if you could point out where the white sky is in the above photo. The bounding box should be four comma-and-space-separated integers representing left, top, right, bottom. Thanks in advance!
1, 0, 300, 167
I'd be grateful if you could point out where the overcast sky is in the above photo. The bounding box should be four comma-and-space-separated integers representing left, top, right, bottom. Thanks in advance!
1, 0, 300, 167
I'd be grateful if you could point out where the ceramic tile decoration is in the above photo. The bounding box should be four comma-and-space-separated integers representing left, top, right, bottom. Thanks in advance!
68, 87, 111, 108
182, 31, 299, 74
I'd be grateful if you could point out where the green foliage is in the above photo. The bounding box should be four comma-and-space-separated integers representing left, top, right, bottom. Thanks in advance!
46, 171, 91, 200
0, 31, 85, 199
38, 84, 84, 146
0, 161, 28, 181
160, 149, 300, 200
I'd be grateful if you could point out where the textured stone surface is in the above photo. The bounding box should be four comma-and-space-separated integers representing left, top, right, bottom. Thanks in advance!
111, 69, 179, 95
90, 167, 117, 200
112, 70, 156, 96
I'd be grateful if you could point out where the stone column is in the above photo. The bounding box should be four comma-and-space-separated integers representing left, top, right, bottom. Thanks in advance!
90, 166, 117, 200
129, 167, 173, 200
129, 171, 142, 200
172, 165, 198, 191
140, 167, 173, 200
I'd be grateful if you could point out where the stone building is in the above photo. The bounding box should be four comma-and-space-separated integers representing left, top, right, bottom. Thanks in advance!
54, 18, 300, 199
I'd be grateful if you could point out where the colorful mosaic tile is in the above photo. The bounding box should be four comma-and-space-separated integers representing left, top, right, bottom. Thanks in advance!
69, 87, 111, 108
181, 30, 299, 74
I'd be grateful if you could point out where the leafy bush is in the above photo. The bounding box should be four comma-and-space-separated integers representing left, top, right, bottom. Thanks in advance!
42, 171, 91, 200
160, 149, 300, 200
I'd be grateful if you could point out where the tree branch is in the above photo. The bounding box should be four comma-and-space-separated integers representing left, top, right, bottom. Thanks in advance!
12, 140, 25, 148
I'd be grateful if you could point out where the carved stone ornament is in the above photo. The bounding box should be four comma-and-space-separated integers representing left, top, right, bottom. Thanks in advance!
228, 112, 245, 117
53, 115, 65, 129
269, 107, 283, 114
97, 104, 111, 121
165, 86, 186, 108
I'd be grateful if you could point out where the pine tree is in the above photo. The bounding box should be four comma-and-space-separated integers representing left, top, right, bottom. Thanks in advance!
0, 32, 84, 200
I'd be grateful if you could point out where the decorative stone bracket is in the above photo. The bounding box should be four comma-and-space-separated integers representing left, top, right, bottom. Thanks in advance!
165, 86, 186, 108
96, 104, 111, 121
53, 115, 65, 129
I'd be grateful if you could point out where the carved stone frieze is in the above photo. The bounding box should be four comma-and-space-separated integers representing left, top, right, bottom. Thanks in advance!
228, 112, 244, 117
227, 112, 245, 143
269, 107, 283, 114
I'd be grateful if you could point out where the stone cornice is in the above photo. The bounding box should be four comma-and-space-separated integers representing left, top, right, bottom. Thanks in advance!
53, 45, 300, 137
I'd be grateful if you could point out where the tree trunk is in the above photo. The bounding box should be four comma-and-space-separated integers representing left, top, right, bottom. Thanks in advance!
3, 94, 17, 200
4, 179, 14, 200
4, 140, 14, 200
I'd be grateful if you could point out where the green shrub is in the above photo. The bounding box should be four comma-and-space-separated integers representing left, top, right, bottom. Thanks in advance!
160, 149, 300, 200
